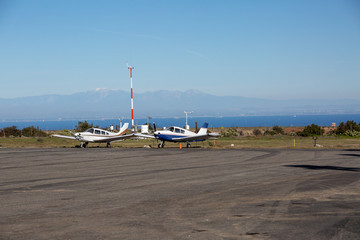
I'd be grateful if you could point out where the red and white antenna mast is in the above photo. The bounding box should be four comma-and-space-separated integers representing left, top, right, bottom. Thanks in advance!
127, 62, 135, 131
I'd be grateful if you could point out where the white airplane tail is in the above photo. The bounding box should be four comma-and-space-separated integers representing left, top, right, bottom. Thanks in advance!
197, 123, 209, 135
118, 123, 129, 135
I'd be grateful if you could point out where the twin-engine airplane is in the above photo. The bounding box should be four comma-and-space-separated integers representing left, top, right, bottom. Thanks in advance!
52, 123, 133, 148
153, 122, 220, 148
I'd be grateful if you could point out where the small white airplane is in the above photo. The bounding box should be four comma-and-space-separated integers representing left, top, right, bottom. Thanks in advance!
153, 122, 220, 148
52, 123, 134, 148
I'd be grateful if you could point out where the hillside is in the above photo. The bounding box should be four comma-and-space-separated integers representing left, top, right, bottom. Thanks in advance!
1, 89, 360, 120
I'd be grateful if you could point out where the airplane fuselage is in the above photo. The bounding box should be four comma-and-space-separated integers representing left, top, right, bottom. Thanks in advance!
74, 128, 127, 143
154, 126, 201, 142
52, 123, 131, 148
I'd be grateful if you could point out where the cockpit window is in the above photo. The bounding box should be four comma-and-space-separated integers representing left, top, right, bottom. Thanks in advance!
95, 130, 101, 134
181, 130, 185, 134
168, 127, 174, 132
86, 128, 94, 134
175, 128, 180, 133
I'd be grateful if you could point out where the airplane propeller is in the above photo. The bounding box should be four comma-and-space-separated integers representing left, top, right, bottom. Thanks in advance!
153, 122, 159, 142
70, 131, 82, 141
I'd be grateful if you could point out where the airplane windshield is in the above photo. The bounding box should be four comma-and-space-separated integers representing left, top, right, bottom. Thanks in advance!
86, 128, 94, 134
168, 127, 174, 132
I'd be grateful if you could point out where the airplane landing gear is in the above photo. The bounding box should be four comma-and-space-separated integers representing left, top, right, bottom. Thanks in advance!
158, 141, 165, 148
186, 142, 191, 148
106, 142, 111, 148
80, 142, 88, 148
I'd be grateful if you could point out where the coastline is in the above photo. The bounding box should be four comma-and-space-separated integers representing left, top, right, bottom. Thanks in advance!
1, 114, 360, 130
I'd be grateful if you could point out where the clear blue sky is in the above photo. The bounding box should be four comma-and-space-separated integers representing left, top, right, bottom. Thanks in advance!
1, 0, 359, 99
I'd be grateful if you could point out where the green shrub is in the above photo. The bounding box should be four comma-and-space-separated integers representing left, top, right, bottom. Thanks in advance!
1, 126, 21, 137
264, 126, 284, 136
75, 121, 98, 132
335, 121, 360, 136
253, 129, 262, 136
344, 130, 360, 137
221, 128, 240, 137
272, 126, 285, 135
264, 130, 276, 136
22, 126, 48, 137
298, 124, 324, 137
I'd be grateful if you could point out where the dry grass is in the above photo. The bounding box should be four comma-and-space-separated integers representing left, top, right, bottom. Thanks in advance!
0, 135, 359, 149
213, 136, 360, 149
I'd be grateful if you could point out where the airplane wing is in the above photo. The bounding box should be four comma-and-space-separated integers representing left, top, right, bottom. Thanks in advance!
134, 133, 156, 139
91, 133, 137, 143
52, 134, 78, 140
207, 132, 221, 139
172, 133, 220, 142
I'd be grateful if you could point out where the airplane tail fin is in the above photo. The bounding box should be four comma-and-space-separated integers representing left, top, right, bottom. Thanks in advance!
118, 123, 129, 135
197, 122, 209, 135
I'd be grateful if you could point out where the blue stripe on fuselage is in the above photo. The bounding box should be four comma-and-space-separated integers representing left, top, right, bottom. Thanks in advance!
155, 134, 183, 142
155, 134, 204, 142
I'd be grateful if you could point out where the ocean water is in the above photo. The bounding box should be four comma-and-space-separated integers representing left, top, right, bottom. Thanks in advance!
1, 114, 360, 130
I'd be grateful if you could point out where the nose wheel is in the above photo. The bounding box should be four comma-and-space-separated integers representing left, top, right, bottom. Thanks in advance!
186, 142, 191, 148
158, 141, 165, 148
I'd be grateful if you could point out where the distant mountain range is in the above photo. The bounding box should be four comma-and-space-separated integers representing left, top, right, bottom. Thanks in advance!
1, 89, 360, 120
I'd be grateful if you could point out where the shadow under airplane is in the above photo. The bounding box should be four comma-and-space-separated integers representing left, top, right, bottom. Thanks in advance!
284, 164, 360, 172
339, 153, 360, 158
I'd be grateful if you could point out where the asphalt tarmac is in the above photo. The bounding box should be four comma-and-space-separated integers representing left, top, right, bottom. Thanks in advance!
1, 148, 360, 239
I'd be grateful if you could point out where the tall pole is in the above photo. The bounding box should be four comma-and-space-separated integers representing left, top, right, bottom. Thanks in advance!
119, 117, 123, 129
128, 65, 135, 131
184, 111, 193, 130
